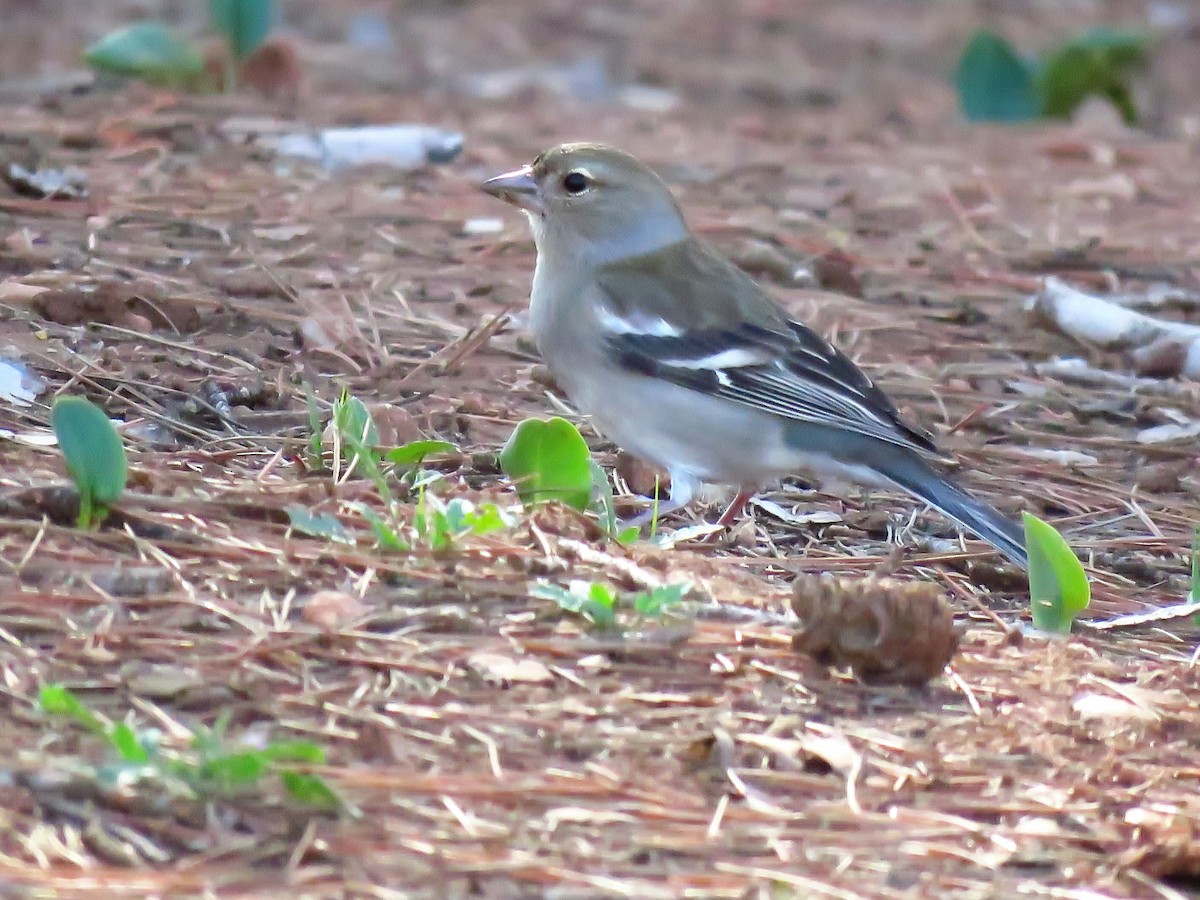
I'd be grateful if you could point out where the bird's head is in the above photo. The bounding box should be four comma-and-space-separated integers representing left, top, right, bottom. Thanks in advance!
482, 143, 689, 264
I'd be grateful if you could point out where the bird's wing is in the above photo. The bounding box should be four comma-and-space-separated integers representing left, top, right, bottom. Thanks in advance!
594, 239, 939, 455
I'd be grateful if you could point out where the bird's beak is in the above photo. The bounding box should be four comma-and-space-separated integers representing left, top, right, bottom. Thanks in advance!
481, 164, 544, 215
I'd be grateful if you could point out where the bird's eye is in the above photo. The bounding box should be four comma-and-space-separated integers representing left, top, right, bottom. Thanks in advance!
562, 171, 590, 194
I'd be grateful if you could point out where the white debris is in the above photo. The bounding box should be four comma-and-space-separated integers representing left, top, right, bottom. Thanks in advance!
1010, 448, 1099, 467
749, 498, 843, 526
274, 125, 463, 173
462, 217, 505, 236
0, 357, 45, 407
618, 84, 680, 112
0, 427, 56, 446
1027, 276, 1200, 379
1136, 421, 1200, 444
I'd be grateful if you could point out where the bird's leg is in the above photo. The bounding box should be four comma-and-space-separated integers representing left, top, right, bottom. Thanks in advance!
621, 471, 696, 529
716, 488, 755, 528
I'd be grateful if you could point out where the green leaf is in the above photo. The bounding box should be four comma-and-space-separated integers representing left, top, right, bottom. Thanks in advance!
333, 392, 378, 453
531, 580, 616, 629
208, 0, 276, 60
279, 770, 340, 808
587, 459, 622, 537
500, 417, 593, 510
1039, 28, 1148, 124
588, 582, 617, 610
581, 598, 617, 630
333, 390, 392, 499
954, 30, 1040, 122
260, 740, 326, 764
531, 582, 583, 611
386, 440, 456, 467
84, 22, 206, 87
441, 499, 512, 538
199, 751, 269, 787
616, 526, 640, 545
51, 396, 127, 528
38, 684, 105, 734
303, 381, 324, 467
286, 505, 353, 544
360, 507, 408, 551
441, 498, 474, 534
632, 583, 690, 617
414, 489, 453, 550
1023, 512, 1090, 633
109, 722, 151, 764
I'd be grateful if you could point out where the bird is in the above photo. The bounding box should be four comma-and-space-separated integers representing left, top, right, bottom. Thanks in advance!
482, 142, 1028, 568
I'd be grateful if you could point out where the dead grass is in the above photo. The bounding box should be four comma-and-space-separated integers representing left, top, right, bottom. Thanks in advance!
0, 3, 1199, 897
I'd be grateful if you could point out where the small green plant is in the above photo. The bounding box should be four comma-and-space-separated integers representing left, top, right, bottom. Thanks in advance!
587, 459, 639, 544
209, 0, 276, 75
387, 440, 456, 466
84, 23, 207, 89
39, 685, 339, 808
532, 581, 619, 629
303, 381, 324, 470
331, 389, 388, 495
632, 583, 689, 617
84, 0, 277, 91
532, 579, 690, 630
501, 417, 593, 509
413, 492, 512, 551
1023, 512, 1090, 633
51, 396, 127, 529
955, 28, 1148, 124
297, 388, 504, 552
503, 417, 639, 543
286, 505, 352, 544
328, 389, 457, 497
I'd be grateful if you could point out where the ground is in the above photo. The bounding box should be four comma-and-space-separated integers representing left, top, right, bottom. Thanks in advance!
1, 1, 1199, 897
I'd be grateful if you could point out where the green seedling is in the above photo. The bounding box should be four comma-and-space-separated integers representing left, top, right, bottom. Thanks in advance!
39, 686, 340, 809
51, 396, 127, 529
208, 0, 276, 62
503, 416, 641, 541
1039, 28, 1146, 123
359, 505, 409, 551
500, 417, 593, 510
532, 579, 691, 630
1023, 512, 1090, 633
85, 0, 277, 92
386, 440, 456, 467
532, 581, 619, 630
286, 505, 353, 545
303, 381, 324, 470
84, 22, 207, 89
632, 583, 689, 617
956, 28, 1148, 125
955, 30, 1040, 122
331, 389, 390, 499
587, 459, 639, 544
413, 491, 512, 551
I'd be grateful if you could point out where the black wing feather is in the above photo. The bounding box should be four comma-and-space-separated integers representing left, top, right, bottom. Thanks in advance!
593, 238, 939, 456
605, 320, 939, 455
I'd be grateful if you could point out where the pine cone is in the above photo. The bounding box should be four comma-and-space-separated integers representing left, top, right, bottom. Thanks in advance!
791, 573, 959, 684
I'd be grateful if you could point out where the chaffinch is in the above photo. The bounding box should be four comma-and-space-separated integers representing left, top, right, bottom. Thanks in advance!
483, 142, 1027, 567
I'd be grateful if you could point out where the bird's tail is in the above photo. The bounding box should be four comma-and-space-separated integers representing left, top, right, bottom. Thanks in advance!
880, 455, 1028, 569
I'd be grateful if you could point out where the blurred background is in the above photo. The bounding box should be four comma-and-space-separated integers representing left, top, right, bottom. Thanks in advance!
2, 0, 1200, 139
